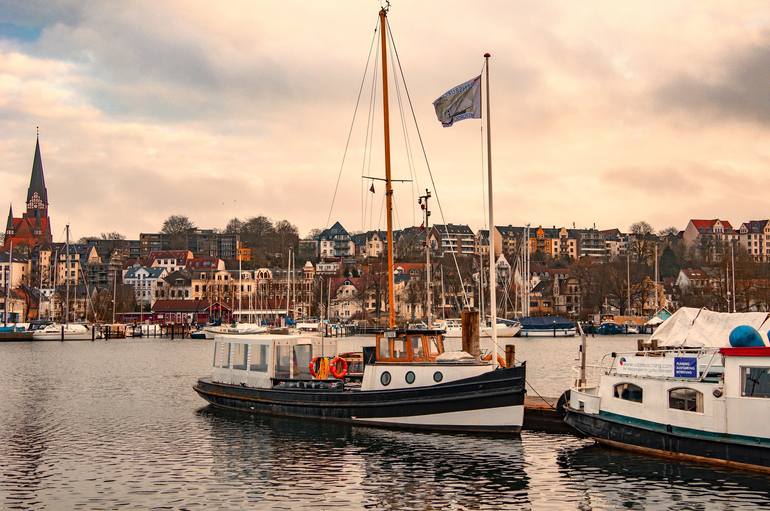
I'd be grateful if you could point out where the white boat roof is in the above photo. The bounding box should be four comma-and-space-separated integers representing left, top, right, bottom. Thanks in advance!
650, 307, 770, 348
214, 333, 314, 344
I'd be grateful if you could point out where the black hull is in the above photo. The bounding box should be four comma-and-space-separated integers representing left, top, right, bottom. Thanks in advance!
194, 365, 526, 434
564, 407, 770, 473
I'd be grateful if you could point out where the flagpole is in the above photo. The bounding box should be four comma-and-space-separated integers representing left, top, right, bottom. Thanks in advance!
484, 53, 498, 366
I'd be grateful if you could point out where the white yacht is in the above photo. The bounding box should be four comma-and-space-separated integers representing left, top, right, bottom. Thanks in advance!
204, 322, 267, 338
436, 318, 520, 338
32, 323, 98, 341
565, 307, 770, 472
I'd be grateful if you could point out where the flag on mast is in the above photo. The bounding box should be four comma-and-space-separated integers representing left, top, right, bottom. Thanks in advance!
433, 75, 482, 127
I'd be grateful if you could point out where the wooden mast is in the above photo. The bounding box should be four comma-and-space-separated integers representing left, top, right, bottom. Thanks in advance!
380, 7, 396, 329
484, 53, 498, 364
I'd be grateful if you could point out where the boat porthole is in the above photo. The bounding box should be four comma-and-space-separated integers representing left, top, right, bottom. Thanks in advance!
380, 371, 391, 386
405, 371, 416, 384
433, 371, 443, 383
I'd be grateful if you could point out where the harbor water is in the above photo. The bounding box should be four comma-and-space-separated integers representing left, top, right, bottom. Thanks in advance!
1, 337, 769, 510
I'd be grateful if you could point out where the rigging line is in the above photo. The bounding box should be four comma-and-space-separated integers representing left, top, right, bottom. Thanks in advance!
386, 19, 469, 308
364, 44, 380, 208
324, 19, 379, 230
362, 36, 380, 234
388, 32, 419, 227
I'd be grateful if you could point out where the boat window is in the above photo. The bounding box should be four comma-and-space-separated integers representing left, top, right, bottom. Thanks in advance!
742, 367, 770, 398
248, 344, 268, 372
405, 371, 416, 384
668, 388, 703, 412
275, 345, 292, 379
392, 338, 409, 360
409, 336, 424, 359
433, 371, 443, 383
380, 371, 391, 386
613, 383, 643, 403
378, 339, 389, 360
214, 342, 230, 368
293, 345, 312, 380
427, 336, 442, 357
232, 343, 247, 370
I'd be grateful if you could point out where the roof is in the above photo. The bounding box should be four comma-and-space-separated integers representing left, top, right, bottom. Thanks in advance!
741, 220, 768, 233
496, 225, 526, 238
147, 250, 190, 265
187, 257, 222, 270
27, 136, 48, 204
0, 251, 28, 263
433, 224, 474, 236
690, 219, 734, 232
124, 266, 166, 279
680, 268, 708, 279
163, 269, 192, 285
319, 221, 350, 240
152, 299, 212, 313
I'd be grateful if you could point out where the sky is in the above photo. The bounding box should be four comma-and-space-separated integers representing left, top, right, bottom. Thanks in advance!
1, 1, 770, 243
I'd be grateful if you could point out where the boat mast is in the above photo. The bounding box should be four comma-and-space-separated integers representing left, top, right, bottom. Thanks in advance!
65, 224, 70, 326
237, 234, 242, 321
484, 53, 498, 363
111, 267, 117, 323
654, 243, 658, 312
379, 7, 396, 329
4, 239, 12, 326
420, 189, 432, 326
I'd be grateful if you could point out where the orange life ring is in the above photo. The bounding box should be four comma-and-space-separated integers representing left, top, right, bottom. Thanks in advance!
309, 357, 320, 378
330, 356, 348, 379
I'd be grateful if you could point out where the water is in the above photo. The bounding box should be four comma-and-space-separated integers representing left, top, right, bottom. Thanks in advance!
1, 338, 769, 510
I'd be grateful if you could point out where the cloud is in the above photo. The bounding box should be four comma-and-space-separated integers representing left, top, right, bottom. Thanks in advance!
656, 34, 770, 125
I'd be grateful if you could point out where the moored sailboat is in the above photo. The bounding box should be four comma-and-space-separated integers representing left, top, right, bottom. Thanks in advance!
194, 5, 526, 433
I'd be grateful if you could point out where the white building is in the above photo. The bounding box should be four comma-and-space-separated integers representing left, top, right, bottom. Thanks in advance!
123, 265, 168, 307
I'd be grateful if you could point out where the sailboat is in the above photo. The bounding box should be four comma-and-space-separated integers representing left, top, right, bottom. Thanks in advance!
33, 224, 97, 340
193, 6, 526, 432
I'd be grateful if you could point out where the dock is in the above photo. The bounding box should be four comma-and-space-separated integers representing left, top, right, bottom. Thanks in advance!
522, 395, 576, 434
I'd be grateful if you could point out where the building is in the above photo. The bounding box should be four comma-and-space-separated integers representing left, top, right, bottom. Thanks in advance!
3, 135, 53, 251
676, 268, 713, 293
139, 231, 237, 259
574, 228, 607, 259
495, 225, 527, 257
529, 226, 577, 260
474, 230, 490, 257
187, 257, 225, 271
683, 219, 737, 261
123, 265, 168, 307
738, 220, 770, 262
318, 222, 355, 258
0, 252, 31, 290
147, 250, 192, 273
429, 224, 475, 256
601, 228, 628, 258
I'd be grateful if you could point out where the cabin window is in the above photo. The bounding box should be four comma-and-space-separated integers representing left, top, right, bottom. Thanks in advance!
275, 345, 292, 379
613, 383, 643, 403
428, 336, 442, 357
293, 345, 312, 380
232, 343, 247, 370
669, 388, 703, 412
249, 344, 268, 372
214, 342, 230, 368
409, 336, 424, 359
742, 367, 770, 398
378, 339, 389, 360
392, 339, 409, 360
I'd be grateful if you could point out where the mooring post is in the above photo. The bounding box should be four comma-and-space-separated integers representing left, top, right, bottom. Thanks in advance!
92, 325, 95, 342
61, 324, 64, 342
461, 309, 480, 357
505, 344, 515, 368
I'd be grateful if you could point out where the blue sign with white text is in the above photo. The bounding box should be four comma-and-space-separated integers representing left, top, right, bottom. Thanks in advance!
674, 357, 698, 378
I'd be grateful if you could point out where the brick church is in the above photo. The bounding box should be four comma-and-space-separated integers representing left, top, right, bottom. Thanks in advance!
3, 135, 53, 251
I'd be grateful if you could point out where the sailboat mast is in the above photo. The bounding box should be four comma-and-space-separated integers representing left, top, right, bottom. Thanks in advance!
420, 189, 432, 326
4, 240, 12, 326
484, 53, 498, 362
379, 7, 396, 329
65, 224, 70, 326
238, 235, 242, 320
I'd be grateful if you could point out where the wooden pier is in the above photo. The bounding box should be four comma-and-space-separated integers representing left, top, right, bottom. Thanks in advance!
522, 395, 576, 434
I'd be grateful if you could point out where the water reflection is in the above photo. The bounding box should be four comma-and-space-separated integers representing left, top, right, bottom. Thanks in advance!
198, 406, 530, 509
558, 444, 770, 510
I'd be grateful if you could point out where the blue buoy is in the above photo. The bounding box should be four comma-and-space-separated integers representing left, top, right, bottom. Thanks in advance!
729, 325, 765, 347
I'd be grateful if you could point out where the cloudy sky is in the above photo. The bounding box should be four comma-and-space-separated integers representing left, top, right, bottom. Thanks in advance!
1, 1, 770, 242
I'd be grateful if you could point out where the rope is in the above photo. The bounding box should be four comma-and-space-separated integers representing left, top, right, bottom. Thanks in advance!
526, 380, 557, 409
325, 19, 378, 230
386, 20, 470, 309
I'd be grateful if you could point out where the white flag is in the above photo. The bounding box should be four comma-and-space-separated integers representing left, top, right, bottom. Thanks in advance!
433, 75, 481, 127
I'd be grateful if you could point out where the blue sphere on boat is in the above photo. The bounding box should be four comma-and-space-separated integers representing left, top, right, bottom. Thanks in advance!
728, 325, 764, 347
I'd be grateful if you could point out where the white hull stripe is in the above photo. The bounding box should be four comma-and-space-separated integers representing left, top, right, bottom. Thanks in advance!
352, 404, 523, 427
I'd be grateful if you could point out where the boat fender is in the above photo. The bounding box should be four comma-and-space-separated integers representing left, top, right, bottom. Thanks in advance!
330, 356, 348, 379
556, 390, 571, 417
713, 388, 723, 398
481, 353, 507, 368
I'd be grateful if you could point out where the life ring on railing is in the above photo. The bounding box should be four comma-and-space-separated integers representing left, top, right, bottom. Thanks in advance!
309, 357, 320, 378
482, 353, 507, 368
330, 356, 348, 379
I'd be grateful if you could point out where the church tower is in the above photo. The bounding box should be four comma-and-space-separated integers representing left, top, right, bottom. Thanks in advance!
26, 135, 49, 219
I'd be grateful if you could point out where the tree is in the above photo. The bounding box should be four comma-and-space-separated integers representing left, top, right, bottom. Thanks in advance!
78, 232, 126, 243
629, 221, 656, 265
224, 218, 244, 234
659, 245, 680, 279
161, 215, 196, 235
658, 226, 679, 237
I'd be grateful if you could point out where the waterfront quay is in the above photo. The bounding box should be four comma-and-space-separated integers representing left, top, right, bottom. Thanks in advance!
1, 336, 769, 510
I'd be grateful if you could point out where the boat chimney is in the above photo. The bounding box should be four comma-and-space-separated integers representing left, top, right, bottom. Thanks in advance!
461, 309, 480, 357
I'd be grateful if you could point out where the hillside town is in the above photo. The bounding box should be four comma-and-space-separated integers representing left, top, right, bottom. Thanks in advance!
1, 136, 767, 326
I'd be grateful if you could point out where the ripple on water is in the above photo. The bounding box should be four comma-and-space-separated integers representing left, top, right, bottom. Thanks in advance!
0, 339, 769, 510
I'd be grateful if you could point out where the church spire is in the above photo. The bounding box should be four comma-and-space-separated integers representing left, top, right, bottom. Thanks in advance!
26, 132, 48, 209
5, 204, 13, 235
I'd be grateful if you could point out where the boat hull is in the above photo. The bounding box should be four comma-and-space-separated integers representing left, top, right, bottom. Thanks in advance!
519, 328, 576, 337
194, 365, 526, 433
564, 407, 770, 473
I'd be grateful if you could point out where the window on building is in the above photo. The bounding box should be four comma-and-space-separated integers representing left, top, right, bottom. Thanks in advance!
613, 382, 643, 403
669, 388, 703, 412
742, 367, 770, 398
249, 344, 268, 372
